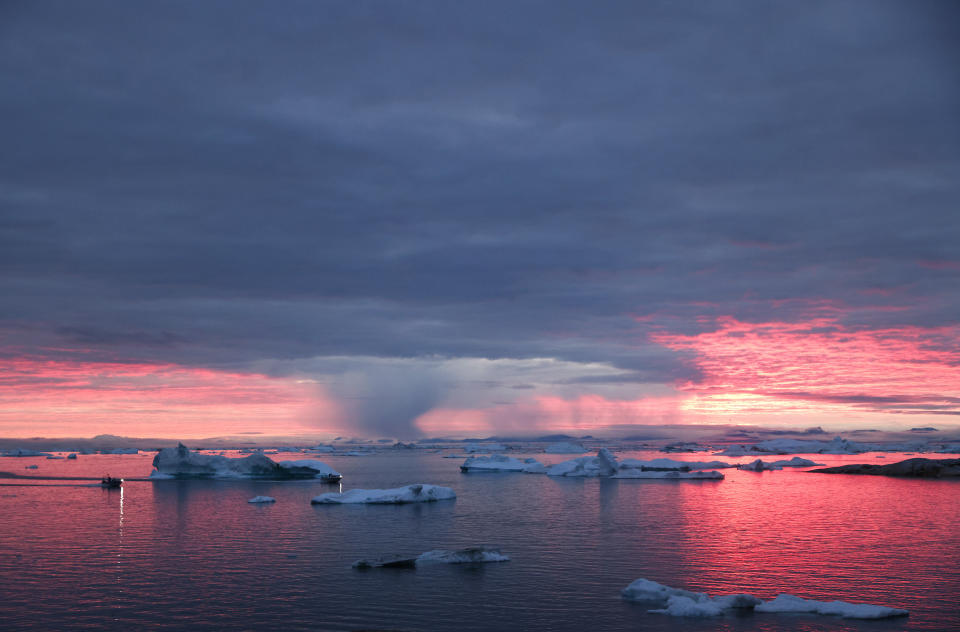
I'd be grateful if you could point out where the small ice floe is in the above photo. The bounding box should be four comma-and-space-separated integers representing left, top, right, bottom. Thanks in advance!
353, 547, 509, 568
770, 457, 823, 467
460, 455, 545, 473
737, 459, 782, 472
46, 455, 64, 460
25, 465, 38, 469
102, 448, 139, 455
311, 445, 335, 453
544, 441, 588, 454
311, 484, 455, 504
546, 448, 619, 477
248, 496, 276, 503
622, 578, 907, 619
463, 443, 506, 453
66, 453, 78, 460
341, 451, 373, 457
755, 594, 908, 619
150, 443, 341, 480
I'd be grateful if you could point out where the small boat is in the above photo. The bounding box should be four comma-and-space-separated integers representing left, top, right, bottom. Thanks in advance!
101, 475, 122, 488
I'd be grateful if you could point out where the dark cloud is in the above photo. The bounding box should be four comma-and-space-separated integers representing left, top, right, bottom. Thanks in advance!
1, 1, 958, 434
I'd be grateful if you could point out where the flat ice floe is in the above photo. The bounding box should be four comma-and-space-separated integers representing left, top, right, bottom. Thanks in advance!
311, 484, 455, 504
460, 454, 545, 473
543, 441, 588, 454
247, 496, 276, 503
151, 443, 342, 480
622, 578, 907, 619
353, 547, 509, 568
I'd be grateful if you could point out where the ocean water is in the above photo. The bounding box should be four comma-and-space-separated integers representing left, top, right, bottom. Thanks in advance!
1, 450, 958, 631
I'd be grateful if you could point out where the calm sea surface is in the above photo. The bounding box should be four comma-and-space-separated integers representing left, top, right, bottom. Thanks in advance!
1, 450, 958, 631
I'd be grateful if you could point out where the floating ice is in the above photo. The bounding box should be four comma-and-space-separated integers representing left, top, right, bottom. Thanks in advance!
547, 448, 619, 477
614, 470, 724, 480
770, 457, 823, 467
623, 578, 907, 619
737, 459, 782, 472
755, 594, 908, 619
247, 496, 276, 503
353, 547, 509, 568
460, 454, 545, 473
311, 445, 335, 453
311, 484, 455, 504
46, 455, 64, 460
66, 453, 77, 460
25, 465, 38, 469
102, 448, 139, 455
544, 441, 588, 454
617, 458, 736, 471
716, 437, 873, 456
151, 443, 341, 480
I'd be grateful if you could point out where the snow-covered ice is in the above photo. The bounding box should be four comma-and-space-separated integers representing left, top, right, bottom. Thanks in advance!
755, 594, 908, 619
544, 441, 588, 454
311, 484, 456, 504
737, 459, 782, 472
247, 496, 276, 503
623, 578, 907, 619
547, 448, 619, 477
151, 443, 341, 480
770, 457, 823, 467
460, 454, 545, 473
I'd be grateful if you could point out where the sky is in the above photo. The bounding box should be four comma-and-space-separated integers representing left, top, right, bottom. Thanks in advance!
1, 1, 959, 439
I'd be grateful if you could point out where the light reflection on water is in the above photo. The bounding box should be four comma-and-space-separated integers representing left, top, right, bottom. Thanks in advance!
0, 451, 958, 631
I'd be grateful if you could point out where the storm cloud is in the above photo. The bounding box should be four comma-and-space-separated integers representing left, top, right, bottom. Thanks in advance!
1, 1, 958, 436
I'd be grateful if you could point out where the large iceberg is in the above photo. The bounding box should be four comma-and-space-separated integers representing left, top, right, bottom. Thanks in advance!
151, 443, 342, 480
544, 441, 588, 454
311, 484, 455, 504
353, 547, 508, 568
463, 443, 506, 453
460, 455, 545, 473
547, 448, 619, 477
623, 578, 907, 619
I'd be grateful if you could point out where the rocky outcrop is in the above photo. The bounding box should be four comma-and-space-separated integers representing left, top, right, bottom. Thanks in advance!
811, 458, 960, 478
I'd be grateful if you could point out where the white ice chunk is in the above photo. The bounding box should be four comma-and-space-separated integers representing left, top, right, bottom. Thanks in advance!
547, 448, 619, 477
544, 441, 588, 454
618, 458, 736, 471
621, 578, 706, 603
460, 454, 545, 473
615, 469, 724, 480
755, 594, 908, 619
649, 594, 761, 617
737, 459, 783, 471
416, 547, 510, 564
247, 496, 276, 503
151, 443, 341, 480
311, 484, 456, 504
770, 457, 823, 467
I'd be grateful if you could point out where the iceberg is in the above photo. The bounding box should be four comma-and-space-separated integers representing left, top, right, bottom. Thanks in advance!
151, 443, 342, 480
716, 437, 872, 456
623, 578, 907, 619
617, 458, 736, 471
311, 484, 455, 504
66, 453, 78, 460
310, 445, 335, 453
25, 465, 38, 469
247, 496, 276, 503
544, 441, 588, 454
737, 459, 782, 472
770, 457, 823, 467
353, 547, 508, 568
102, 448, 139, 455
614, 470, 724, 480
46, 455, 64, 460
460, 455, 545, 473
755, 594, 908, 619
547, 448, 619, 477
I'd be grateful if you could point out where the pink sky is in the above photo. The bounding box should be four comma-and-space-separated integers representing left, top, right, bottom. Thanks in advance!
2, 315, 958, 439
